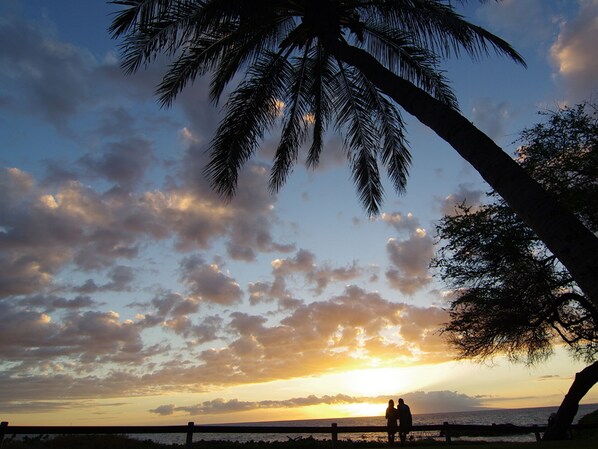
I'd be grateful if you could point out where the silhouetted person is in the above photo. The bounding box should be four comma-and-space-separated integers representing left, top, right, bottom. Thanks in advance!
397, 398, 412, 446
385, 399, 398, 445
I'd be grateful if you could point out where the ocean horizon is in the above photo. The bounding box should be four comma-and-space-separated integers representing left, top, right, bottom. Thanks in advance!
137, 403, 598, 445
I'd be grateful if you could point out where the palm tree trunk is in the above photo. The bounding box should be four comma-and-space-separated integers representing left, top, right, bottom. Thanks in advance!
542, 360, 598, 440
327, 39, 598, 307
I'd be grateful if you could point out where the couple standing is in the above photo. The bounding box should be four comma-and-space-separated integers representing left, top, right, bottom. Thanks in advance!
385, 398, 412, 446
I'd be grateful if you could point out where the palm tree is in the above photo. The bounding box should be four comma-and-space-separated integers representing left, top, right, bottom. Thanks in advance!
109, 0, 598, 307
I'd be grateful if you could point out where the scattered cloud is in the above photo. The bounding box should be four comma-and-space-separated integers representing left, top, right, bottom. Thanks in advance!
78, 137, 154, 188
0, 283, 451, 406
437, 185, 485, 217
180, 255, 243, 305
380, 212, 421, 234
149, 390, 485, 417
550, 0, 598, 101
385, 232, 434, 295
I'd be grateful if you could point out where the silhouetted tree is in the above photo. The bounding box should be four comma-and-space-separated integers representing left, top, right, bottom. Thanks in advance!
432, 102, 598, 440
108, 0, 598, 304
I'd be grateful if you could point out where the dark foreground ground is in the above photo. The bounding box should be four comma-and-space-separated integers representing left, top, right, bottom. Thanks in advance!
2, 435, 598, 449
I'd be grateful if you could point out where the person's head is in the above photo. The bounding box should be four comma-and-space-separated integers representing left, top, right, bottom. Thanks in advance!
398, 398, 404, 405
388, 399, 395, 407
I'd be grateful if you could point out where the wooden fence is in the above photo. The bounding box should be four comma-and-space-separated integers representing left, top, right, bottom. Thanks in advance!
1, 420, 569, 448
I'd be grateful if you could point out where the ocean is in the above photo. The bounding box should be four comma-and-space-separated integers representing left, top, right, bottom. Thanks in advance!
139, 403, 598, 445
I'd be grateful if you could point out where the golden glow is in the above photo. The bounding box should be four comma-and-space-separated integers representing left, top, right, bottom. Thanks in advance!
169, 193, 195, 211
274, 99, 285, 116
160, 191, 232, 217
39, 194, 59, 209
554, 46, 580, 75
180, 127, 199, 143
335, 402, 385, 418
304, 112, 315, 124
352, 368, 407, 396
325, 368, 415, 397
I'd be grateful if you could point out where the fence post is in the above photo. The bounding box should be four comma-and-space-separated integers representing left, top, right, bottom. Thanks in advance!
533, 424, 541, 442
186, 422, 194, 448
443, 422, 451, 444
0, 422, 8, 449
331, 423, 338, 449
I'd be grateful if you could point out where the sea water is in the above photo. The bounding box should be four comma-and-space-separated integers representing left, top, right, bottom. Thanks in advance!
137, 403, 598, 445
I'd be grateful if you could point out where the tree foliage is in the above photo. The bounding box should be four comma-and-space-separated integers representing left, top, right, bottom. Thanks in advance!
433, 102, 598, 364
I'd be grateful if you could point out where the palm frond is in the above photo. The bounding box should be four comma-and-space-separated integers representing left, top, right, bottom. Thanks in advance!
156, 26, 232, 107
352, 140, 384, 217
208, 15, 296, 103
305, 43, 334, 169
343, 65, 411, 202
109, 0, 182, 38
269, 46, 313, 193
361, 22, 458, 108
110, 0, 529, 218
204, 52, 289, 198
333, 61, 383, 215
370, 0, 526, 67
358, 73, 412, 196
110, 0, 204, 74
378, 97, 411, 196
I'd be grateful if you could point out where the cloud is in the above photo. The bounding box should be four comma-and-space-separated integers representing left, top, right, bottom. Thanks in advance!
399, 391, 485, 414
537, 374, 565, 381
150, 394, 361, 416
379, 212, 421, 234
179, 255, 243, 305
0, 164, 292, 298
141, 289, 224, 342
0, 399, 129, 414
0, 167, 164, 292
149, 390, 485, 417
78, 137, 154, 188
19, 294, 97, 312
271, 249, 364, 296
178, 141, 295, 260
437, 184, 484, 217
150, 290, 199, 318
74, 265, 135, 293
150, 403, 176, 416
0, 282, 452, 405
397, 306, 449, 354
0, 300, 157, 367
385, 230, 434, 295
550, 0, 598, 101
0, 13, 95, 132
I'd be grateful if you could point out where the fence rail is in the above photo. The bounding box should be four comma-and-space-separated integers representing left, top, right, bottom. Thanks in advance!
3, 420, 593, 448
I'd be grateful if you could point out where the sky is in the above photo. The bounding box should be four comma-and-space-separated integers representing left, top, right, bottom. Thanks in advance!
1, 0, 598, 427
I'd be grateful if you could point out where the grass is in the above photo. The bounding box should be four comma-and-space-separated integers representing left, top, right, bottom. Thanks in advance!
2, 435, 597, 449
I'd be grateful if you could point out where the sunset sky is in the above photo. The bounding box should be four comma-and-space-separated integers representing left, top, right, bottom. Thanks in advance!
1, 0, 598, 426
